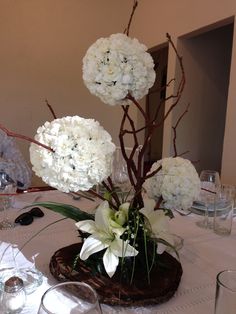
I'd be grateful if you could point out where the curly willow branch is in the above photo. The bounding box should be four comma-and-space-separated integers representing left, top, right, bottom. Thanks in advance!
124, 0, 138, 36
0, 124, 54, 152
116, 33, 185, 210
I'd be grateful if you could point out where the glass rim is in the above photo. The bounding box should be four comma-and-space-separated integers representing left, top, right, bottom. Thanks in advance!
200, 169, 219, 173
217, 270, 236, 292
40, 281, 99, 314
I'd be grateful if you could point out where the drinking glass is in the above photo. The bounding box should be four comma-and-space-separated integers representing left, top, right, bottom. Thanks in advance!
37, 281, 102, 314
0, 161, 17, 229
112, 147, 132, 191
214, 270, 236, 314
220, 184, 236, 214
111, 146, 141, 200
196, 170, 220, 229
214, 188, 234, 236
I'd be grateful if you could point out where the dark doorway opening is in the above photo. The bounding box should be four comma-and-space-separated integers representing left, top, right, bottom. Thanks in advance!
144, 44, 168, 172
172, 20, 234, 174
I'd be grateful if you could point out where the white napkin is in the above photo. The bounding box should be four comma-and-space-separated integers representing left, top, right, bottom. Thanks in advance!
0, 242, 34, 269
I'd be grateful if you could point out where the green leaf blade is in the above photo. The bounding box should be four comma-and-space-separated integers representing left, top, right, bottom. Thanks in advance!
24, 201, 95, 222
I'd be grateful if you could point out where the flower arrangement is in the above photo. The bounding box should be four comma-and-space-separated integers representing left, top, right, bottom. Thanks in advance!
30, 116, 116, 193
0, 0, 201, 305
82, 33, 156, 106
144, 157, 201, 211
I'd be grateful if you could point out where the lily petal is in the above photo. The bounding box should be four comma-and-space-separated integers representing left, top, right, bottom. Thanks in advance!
110, 237, 138, 257
103, 248, 119, 278
95, 201, 113, 230
149, 212, 169, 235
140, 205, 170, 236
75, 220, 96, 234
109, 220, 126, 236
157, 242, 166, 254
159, 231, 174, 247
79, 235, 108, 260
141, 198, 156, 214
118, 202, 130, 215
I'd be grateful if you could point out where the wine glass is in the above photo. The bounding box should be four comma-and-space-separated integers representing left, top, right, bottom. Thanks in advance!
112, 147, 130, 190
220, 184, 236, 213
0, 161, 17, 229
196, 170, 221, 229
37, 281, 102, 314
111, 146, 141, 200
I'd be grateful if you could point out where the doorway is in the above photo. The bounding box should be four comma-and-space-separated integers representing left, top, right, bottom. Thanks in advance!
144, 44, 168, 172
172, 21, 234, 174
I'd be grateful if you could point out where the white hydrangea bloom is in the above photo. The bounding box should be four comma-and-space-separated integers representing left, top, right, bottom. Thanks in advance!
144, 157, 200, 210
29, 116, 116, 192
83, 33, 156, 106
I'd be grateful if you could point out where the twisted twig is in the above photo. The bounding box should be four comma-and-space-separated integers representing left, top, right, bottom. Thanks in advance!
45, 99, 57, 119
0, 124, 54, 152
124, 0, 138, 36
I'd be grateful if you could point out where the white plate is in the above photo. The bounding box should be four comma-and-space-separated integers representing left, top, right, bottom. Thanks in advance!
191, 200, 230, 215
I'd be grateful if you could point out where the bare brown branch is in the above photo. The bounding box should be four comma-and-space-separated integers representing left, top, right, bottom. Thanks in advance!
114, 32, 186, 210
0, 124, 54, 152
126, 93, 147, 121
119, 105, 139, 184
124, 0, 138, 36
172, 103, 190, 157
45, 99, 57, 119
178, 150, 190, 157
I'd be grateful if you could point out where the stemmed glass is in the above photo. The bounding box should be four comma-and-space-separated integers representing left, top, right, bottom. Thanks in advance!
196, 170, 221, 229
111, 146, 141, 199
0, 161, 17, 229
112, 147, 131, 192
37, 281, 102, 314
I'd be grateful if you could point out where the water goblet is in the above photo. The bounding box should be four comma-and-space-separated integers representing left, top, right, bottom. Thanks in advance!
37, 281, 102, 314
0, 161, 17, 230
213, 187, 234, 236
214, 270, 236, 314
111, 146, 141, 201
220, 184, 236, 214
112, 147, 131, 191
196, 170, 220, 229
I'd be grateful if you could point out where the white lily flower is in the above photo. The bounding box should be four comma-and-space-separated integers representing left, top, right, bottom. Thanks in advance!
140, 198, 174, 254
75, 201, 138, 277
113, 202, 129, 227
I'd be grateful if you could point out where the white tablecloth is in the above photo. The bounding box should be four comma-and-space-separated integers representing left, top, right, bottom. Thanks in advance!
0, 191, 235, 313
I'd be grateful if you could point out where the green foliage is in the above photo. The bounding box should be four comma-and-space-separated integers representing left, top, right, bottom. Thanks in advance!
24, 201, 94, 222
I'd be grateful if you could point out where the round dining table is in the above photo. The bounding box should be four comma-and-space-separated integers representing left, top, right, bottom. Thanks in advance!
0, 190, 235, 314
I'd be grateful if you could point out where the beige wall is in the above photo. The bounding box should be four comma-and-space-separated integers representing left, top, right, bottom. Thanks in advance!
0, 0, 134, 185
1, 0, 236, 185
132, 0, 236, 184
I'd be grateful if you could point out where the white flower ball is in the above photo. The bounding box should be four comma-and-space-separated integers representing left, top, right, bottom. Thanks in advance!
144, 157, 200, 210
30, 116, 116, 192
83, 33, 156, 106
